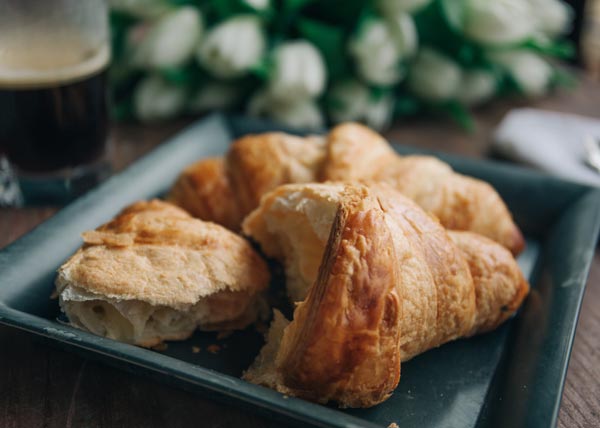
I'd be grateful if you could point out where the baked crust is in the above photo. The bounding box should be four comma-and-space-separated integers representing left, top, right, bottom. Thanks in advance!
243, 183, 529, 407
167, 158, 242, 231
56, 200, 270, 346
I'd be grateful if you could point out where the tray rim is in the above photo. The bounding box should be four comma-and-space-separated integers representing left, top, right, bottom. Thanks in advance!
1, 113, 599, 428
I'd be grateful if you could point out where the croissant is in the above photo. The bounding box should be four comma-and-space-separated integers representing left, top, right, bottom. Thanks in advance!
168, 133, 325, 230
322, 123, 525, 254
56, 200, 270, 347
168, 124, 524, 254
242, 183, 529, 407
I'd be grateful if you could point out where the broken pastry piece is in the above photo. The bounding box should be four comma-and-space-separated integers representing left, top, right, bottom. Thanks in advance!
55, 200, 270, 347
243, 183, 529, 407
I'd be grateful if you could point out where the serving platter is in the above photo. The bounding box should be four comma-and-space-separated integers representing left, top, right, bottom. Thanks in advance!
1, 114, 598, 428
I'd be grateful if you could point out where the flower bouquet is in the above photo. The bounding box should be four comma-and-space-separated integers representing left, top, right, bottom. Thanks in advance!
110, 0, 574, 130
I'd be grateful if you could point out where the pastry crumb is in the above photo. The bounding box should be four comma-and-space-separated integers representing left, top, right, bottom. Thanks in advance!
207, 344, 221, 354
191, 346, 201, 353
152, 343, 168, 352
388, 423, 399, 428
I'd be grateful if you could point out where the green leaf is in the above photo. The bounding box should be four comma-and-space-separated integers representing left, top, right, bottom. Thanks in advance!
443, 101, 475, 132
160, 64, 199, 86
298, 19, 348, 78
524, 39, 575, 59
110, 11, 137, 62
211, 0, 243, 20
394, 96, 420, 116
249, 57, 272, 80
284, 0, 316, 12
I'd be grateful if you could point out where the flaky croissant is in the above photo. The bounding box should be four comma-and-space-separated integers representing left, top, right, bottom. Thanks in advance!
242, 183, 529, 407
168, 123, 524, 254
56, 200, 270, 347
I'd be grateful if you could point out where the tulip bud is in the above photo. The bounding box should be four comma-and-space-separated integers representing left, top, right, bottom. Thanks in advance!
197, 16, 265, 79
365, 94, 395, 131
349, 19, 403, 86
131, 7, 203, 69
457, 70, 497, 106
529, 0, 572, 36
328, 80, 371, 123
489, 51, 552, 97
327, 80, 395, 131
376, 0, 432, 15
266, 41, 327, 103
134, 75, 187, 121
248, 90, 324, 130
463, 0, 534, 46
242, 0, 270, 11
407, 48, 462, 101
387, 13, 418, 58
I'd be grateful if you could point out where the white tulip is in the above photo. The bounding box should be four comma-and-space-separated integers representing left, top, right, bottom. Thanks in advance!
110, 0, 172, 19
529, 0, 572, 36
248, 90, 324, 130
463, 0, 534, 46
197, 16, 265, 79
364, 94, 395, 131
327, 80, 395, 131
387, 13, 418, 58
349, 19, 403, 86
327, 80, 371, 123
489, 51, 552, 97
407, 48, 462, 101
131, 7, 202, 69
134, 76, 187, 121
189, 81, 240, 112
376, 0, 432, 15
242, 0, 270, 11
268, 41, 326, 102
458, 70, 497, 106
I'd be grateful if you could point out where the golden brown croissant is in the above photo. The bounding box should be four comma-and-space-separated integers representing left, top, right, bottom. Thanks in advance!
56, 200, 270, 347
322, 123, 525, 254
168, 133, 325, 229
243, 183, 529, 407
168, 124, 524, 254
167, 157, 243, 231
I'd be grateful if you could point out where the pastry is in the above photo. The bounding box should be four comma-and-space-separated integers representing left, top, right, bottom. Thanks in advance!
167, 157, 243, 231
55, 200, 270, 347
243, 183, 529, 407
168, 133, 325, 229
168, 124, 524, 254
322, 123, 525, 254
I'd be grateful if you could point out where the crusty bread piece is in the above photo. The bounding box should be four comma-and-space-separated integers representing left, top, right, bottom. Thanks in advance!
56, 200, 270, 347
243, 184, 529, 406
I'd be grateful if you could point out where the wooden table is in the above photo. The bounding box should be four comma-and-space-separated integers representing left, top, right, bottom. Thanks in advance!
1, 81, 599, 428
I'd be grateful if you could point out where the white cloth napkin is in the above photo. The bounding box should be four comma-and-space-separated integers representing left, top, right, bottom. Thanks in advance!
493, 108, 600, 187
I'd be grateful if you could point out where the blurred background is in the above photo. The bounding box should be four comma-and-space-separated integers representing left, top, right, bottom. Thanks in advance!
107, 0, 600, 131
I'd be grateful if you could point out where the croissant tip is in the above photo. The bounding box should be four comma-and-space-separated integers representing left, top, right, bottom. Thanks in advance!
510, 228, 527, 256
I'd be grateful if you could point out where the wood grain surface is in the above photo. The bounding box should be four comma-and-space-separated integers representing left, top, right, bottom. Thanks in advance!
1, 81, 599, 428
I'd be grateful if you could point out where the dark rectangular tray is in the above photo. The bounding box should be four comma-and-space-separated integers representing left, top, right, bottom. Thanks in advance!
1, 114, 598, 428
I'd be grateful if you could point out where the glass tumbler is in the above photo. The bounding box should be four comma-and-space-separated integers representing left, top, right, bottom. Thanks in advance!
0, 0, 111, 204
